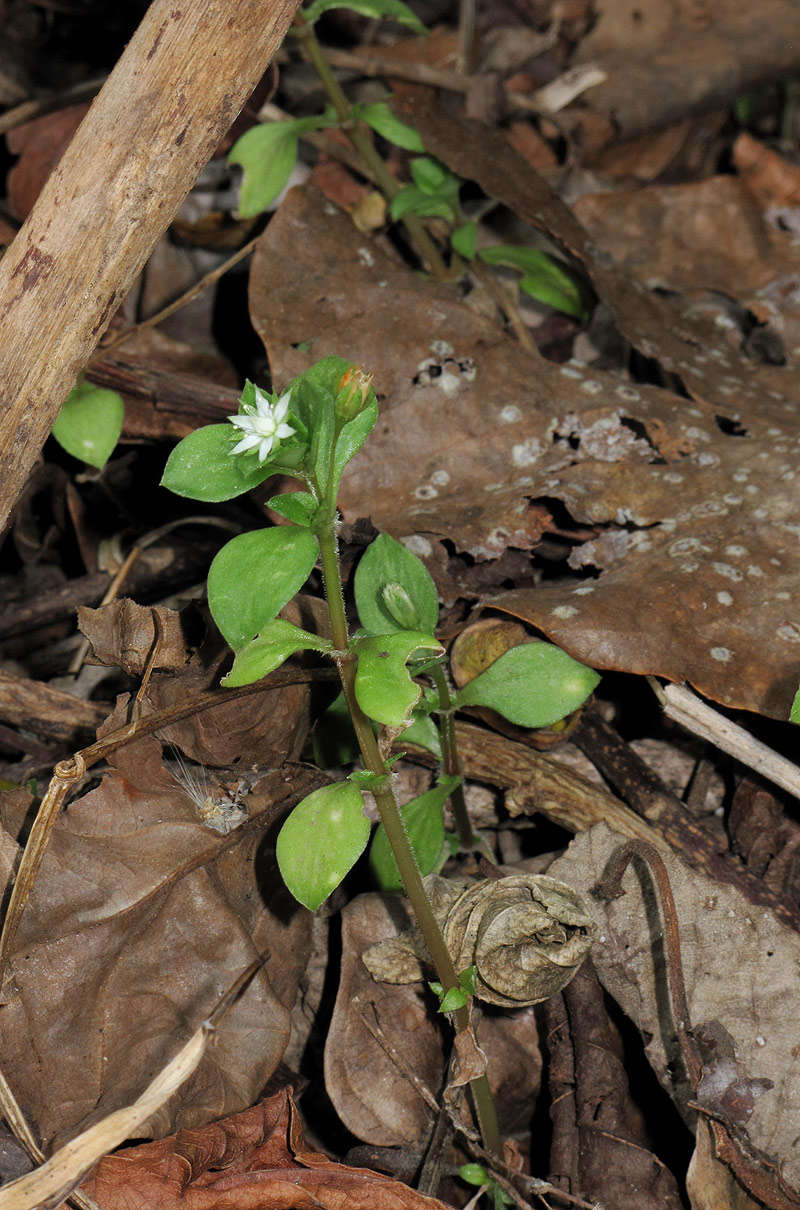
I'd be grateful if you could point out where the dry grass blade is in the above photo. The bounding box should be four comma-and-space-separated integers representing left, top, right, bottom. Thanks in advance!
0, 1024, 208, 1210
0, 962, 259, 1210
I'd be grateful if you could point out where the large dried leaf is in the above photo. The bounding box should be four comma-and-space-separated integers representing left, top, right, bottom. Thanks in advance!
144, 641, 311, 767
82, 1087, 458, 1210
0, 735, 321, 1147
571, 0, 800, 139
250, 139, 800, 716
324, 893, 445, 1146
324, 892, 542, 1146
548, 824, 800, 1199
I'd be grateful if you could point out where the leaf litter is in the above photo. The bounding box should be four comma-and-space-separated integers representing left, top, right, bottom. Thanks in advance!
3, 4, 800, 1210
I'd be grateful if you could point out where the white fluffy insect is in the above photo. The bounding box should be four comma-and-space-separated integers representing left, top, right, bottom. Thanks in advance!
168, 752, 249, 835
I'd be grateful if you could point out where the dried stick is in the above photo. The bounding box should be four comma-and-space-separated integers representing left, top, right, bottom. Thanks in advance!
0, 0, 300, 534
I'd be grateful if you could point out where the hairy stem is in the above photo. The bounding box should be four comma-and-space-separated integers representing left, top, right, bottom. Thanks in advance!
316, 513, 501, 1155
293, 15, 449, 281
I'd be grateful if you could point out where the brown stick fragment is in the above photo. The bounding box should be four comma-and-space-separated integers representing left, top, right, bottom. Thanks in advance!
0, 670, 107, 744
574, 711, 800, 932
0, 0, 300, 533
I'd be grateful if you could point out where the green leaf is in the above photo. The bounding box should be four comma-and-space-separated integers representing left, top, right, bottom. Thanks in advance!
369, 775, 456, 891
207, 526, 319, 650
302, 0, 427, 34
410, 156, 448, 191
459, 965, 477, 994
361, 102, 425, 151
52, 381, 124, 469
354, 533, 439, 635
223, 618, 333, 687
276, 781, 370, 910
355, 631, 443, 725
451, 221, 477, 260
791, 685, 800, 724
229, 124, 299, 218
290, 357, 344, 494
438, 986, 468, 1013
267, 491, 317, 526
478, 245, 584, 319
400, 710, 442, 758
454, 641, 600, 728
459, 1165, 491, 1188
161, 424, 276, 502
390, 184, 456, 223
331, 396, 379, 494
519, 272, 584, 319
229, 114, 332, 217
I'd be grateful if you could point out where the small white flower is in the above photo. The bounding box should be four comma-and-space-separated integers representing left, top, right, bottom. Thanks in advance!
228, 387, 295, 463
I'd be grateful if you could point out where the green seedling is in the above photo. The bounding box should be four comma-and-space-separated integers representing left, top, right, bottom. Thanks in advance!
162, 355, 600, 1154
51, 379, 125, 469
459, 1163, 514, 1210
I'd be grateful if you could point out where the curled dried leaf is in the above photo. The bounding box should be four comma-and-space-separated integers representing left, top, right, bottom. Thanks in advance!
363, 873, 596, 1006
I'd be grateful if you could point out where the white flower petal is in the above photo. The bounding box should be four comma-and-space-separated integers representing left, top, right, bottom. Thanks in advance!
276, 422, 295, 440
274, 391, 291, 422
229, 415, 256, 433
257, 436, 276, 462
231, 434, 261, 455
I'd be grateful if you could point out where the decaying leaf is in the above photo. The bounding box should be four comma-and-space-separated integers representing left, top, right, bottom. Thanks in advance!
81, 1087, 459, 1210
570, 0, 800, 140
363, 873, 596, 1007
0, 733, 321, 1148
78, 600, 189, 675
324, 892, 446, 1146
548, 823, 800, 1200
0, 1022, 209, 1210
324, 891, 542, 1146
544, 959, 685, 1210
251, 147, 800, 716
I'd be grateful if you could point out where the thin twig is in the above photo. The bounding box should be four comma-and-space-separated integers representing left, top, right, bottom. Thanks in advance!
591, 839, 702, 1087
650, 679, 800, 801
97, 233, 262, 355
0, 75, 107, 136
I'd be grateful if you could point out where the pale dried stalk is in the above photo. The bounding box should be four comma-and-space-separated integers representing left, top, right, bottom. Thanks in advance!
0, 1028, 208, 1210
0, 963, 259, 1210
651, 680, 800, 801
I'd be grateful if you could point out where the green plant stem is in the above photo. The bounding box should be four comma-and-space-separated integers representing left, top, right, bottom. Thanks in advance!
430, 663, 479, 849
293, 15, 449, 281
316, 512, 501, 1156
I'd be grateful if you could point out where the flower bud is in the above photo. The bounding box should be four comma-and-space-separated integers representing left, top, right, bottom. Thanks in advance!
380, 581, 421, 630
334, 366, 373, 422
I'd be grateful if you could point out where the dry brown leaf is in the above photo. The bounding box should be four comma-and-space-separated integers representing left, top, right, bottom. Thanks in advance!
363, 875, 596, 1007
78, 600, 189, 676
6, 104, 89, 220
734, 132, 800, 212
82, 1087, 459, 1210
324, 893, 444, 1146
0, 1023, 210, 1210
324, 892, 542, 1146
570, 0, 800, 139
250, 179, 800, 717
0, 733, 321, 1148
573, 175, 785, 295
687, 1119, 767, 1210
548, 823, 800, 1199
144, 640, 311, 767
